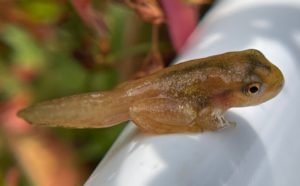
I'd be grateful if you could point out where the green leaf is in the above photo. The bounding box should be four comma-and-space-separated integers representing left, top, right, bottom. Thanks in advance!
1, 25, 47, 71
88, 68, 118, 91
18, 0, 64, 24
33, 54, 87, 101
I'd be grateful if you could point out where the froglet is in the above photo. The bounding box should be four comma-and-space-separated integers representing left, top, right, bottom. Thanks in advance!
18, 49, 284, 134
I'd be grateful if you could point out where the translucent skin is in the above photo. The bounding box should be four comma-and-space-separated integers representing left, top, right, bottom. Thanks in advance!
18, 49, 284, 134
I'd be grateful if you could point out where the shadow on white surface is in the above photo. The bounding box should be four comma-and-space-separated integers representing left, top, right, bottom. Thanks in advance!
144, 112, 273, 186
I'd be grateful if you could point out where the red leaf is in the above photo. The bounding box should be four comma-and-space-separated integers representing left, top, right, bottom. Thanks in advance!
160, 0, 199, 52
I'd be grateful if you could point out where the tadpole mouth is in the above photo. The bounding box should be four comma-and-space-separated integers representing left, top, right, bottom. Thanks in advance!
270, 64, 285, 93
276, 80, 284, 91
266, 75, 284, 100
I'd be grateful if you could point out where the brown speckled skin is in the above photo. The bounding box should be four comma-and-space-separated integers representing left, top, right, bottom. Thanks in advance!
18, 49, 284, 134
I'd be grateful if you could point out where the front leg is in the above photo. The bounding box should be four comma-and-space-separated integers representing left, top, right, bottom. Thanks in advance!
197, 107, 236, 131
129, 97, 202, 134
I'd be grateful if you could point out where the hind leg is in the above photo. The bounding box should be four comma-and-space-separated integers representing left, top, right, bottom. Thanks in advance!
129, 98, 202, 134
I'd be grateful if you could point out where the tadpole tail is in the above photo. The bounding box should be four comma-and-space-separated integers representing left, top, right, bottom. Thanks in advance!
17, 89, 133, 128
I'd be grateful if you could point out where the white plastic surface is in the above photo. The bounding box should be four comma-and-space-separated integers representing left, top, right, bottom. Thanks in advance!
85, 0, 300, 185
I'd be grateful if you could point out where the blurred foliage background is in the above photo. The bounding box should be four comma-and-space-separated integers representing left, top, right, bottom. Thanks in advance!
0, 0, 212, 185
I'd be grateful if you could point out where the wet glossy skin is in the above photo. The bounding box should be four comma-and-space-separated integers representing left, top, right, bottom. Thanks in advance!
18, 49, 284, 134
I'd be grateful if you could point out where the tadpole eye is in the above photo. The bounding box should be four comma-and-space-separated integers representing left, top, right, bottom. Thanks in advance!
245, 83, 261, 95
